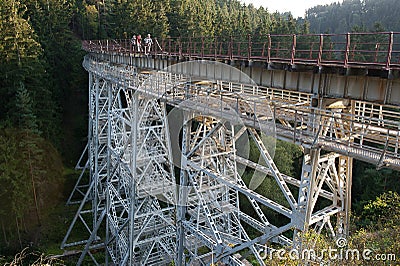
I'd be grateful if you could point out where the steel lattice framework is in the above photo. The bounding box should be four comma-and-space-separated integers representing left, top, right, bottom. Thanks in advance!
63, 62, 176, 265
61, 54, 400, 265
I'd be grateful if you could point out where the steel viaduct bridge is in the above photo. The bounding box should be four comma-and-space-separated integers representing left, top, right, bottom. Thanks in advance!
62, 32, 400, 265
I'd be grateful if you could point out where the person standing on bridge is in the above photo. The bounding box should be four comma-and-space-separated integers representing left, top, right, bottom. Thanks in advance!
131, 34, 136, 52
136, 34, 142, 52
144, 33, 153, 55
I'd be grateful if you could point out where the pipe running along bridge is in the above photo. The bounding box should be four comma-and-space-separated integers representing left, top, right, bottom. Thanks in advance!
62, 32, 400, 265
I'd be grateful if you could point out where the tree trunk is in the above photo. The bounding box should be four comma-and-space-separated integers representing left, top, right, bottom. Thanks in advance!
28, 145, 41, 226
2, 221, 8, 245
15, 217, 22, 249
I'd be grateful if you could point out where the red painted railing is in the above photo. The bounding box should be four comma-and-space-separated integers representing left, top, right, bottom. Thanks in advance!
82, 32, 400, 70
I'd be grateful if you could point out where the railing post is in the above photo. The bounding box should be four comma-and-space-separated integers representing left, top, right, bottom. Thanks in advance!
214, 37, 217, 59
189, 37, 192, 58
291, 34, 296, 65
344, 33, 351, 67
267, 34, 271, 63
374, 43, 380, 63
294, 109, 298, 142
309, 42, 314, 59
154, 37, 158, 56
168, 38, 172, 55
201, 37, 205, 58
386, 31, 393, 70
179, 37, 182, 58
229, 36, 233, 60
317, 34, 324, 66
247, 34, 252, 61
262, 42, 266, 58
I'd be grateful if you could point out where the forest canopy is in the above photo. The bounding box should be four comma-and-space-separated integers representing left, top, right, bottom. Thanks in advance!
72, 0, 306, 40
305, 0, 400, 33
1, 0, 400, 260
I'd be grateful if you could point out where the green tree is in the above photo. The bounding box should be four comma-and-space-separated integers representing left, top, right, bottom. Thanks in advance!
214, 2, 232, 37
306, 0, 400, 34
358, 191, 400, 228
14, 82, 39, 133
152, 0, 170, 39
23, 0, 86, 145
0, 130, 31, 249
0, 128, 64, 253
0, 0, 43, 125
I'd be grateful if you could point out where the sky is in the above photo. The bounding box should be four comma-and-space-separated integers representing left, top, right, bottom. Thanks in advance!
241, 0, 343, 18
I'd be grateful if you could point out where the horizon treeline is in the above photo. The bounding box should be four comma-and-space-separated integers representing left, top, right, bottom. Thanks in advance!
305, 0, 400, 33
72, 0, 308, 40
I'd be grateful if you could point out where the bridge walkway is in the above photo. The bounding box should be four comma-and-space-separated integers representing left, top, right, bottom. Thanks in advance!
84, 56, 400, 170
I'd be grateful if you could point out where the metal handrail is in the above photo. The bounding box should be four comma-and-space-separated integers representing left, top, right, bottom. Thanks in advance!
82, 32, 400, 70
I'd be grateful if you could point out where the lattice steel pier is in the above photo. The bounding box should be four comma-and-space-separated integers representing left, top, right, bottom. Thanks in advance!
62, 53, 400, 265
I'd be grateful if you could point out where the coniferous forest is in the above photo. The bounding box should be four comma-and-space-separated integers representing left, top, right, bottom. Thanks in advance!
304, 0, 400, 34
1, 0, 400, 264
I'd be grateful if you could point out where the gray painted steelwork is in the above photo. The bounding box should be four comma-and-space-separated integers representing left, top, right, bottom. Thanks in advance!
62, 52, 400, 265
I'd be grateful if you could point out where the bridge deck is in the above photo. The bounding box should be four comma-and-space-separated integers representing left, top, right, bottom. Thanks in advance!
83, 32, 400, 71
82, 32, 400, 106
84, 56, 400, 170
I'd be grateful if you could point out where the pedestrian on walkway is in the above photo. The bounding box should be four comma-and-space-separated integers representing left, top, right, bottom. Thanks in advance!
136, 34, 142, 52
131, 34, 136, 52
144, 34, 153, 55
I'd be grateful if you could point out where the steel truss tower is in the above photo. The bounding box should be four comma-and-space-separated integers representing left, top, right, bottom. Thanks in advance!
106, 85, 176, 265
62, 60, 176, 265
293, 101, 354, 247
62, 72, 110, 264
63, 57, 358, 265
